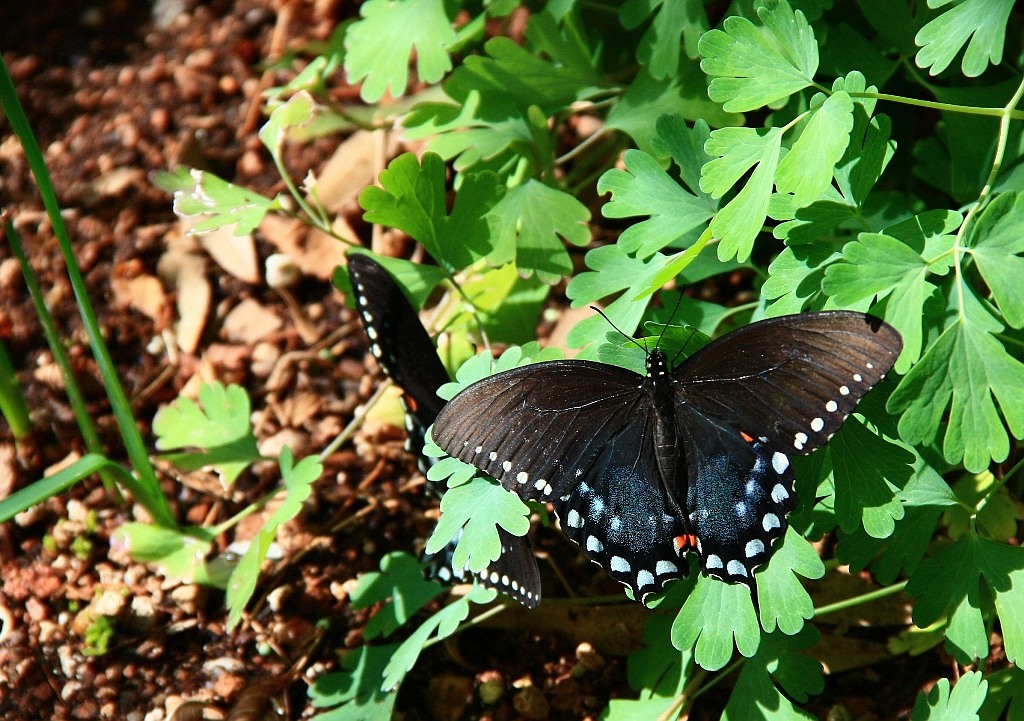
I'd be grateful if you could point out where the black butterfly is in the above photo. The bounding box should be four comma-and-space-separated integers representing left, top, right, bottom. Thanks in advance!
432, 311, 902, 602
347, 252, 542, 607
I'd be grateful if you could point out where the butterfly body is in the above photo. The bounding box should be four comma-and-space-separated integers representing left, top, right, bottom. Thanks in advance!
433, 311, 902, 601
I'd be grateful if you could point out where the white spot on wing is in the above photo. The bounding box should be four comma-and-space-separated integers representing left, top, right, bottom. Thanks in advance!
587, 535, 604, 553
794, 432, 808, 450
811, 417, 824, 432
567, 509, 582, 528
637, 570, 654, 588
854, 373, 863, 382
489, 451, 497, 461
745, 539, 765, 558
763, 513, 781, 531
771, 483, 789, 503
772, 452, 789, 475
826, 400, 838, 413
727, 560, 749, 577
655, 560, 678, 576
840, 385, 850, 396
705, 554, 723, 569
516, 471, 528, 484
502, 460, 512, 472
610, 556, 631, 573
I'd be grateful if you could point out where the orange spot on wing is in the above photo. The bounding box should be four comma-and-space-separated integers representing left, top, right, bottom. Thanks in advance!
404, 395, 420, 413
740, 430, 754, 443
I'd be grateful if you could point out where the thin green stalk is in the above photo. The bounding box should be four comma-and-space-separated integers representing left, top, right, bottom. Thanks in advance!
814, 580, 908, 619
0, 57, 175, 528
5, 219, 115, 487
0, 336, 31, 438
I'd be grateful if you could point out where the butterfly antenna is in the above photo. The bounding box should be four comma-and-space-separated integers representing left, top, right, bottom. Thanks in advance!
589, 306, 649, 355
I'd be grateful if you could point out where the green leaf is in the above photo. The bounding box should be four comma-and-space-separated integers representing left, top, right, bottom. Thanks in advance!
344, 0, 458, 102
152, 383, 261, 485
907, 535, 1024, 664
596, 148, 715, 258
914, 0, 1014, 77
699, 0, 818, 112
564, 245, 662, 353
620, 0, 709, 75
889, 291, 1024, 472
754, 528, 824, 635
775, 92, 854, 208
605, 62, 741, 156
723, 627, 823, 721
309, 644, 399, 719
824, 417, 912, 538
258, 91, 318, 164
226, 448, 321, 628
349, 552, 445, 640
702, 127, 783, 261
837, 454, 959, 584
359, 152, 504, 271
910, 671, 987, 721
113, 523, 224, 586
763, 240, 843, 315
486, 179, 591, 283
945, 471, 1024, 543
822, 210, 960, 371
382, 584, 496, 691
980, 666, 1024, 721
424, 473, 531, 574
155, 166, 282, 236
966, 191, 1024, 328
671, 578, 760, 670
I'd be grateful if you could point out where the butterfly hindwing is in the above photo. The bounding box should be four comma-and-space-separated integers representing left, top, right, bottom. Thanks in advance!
676, 406, 797, 585
347, 253, 542, 607
551, 414, 690, 600
348, 253, 449, 423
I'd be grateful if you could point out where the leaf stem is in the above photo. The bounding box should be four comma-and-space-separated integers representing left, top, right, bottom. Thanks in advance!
847, 91, 1024, 120
814, 579, 908, 618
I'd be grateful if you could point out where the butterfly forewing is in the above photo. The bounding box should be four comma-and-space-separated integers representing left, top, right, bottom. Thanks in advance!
347, 253, 542, 607
433, 360, 647, 501
675, 311, 902, 457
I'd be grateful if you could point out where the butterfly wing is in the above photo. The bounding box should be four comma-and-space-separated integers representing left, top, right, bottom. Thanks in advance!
675, 311, 902, 456
347, 253, 542, 607
675, 406, 796, 585
672, 311, 901, 584
347, 253, 449, 424
434, 360, 645, 501
434, 360, 691, 601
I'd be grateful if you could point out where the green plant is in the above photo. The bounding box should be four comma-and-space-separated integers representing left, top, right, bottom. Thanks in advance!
162, 0, 1024, 718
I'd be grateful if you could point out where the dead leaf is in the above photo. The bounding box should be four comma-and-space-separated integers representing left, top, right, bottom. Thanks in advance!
198, 224, 260, 284
157, 234, 211, 354
260, 214, 352, 281
315, 129, 395, 214
222, 298, 282, 344
111, 274, 169, 326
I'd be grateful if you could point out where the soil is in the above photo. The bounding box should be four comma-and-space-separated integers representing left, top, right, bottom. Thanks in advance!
0, 2, 955, 720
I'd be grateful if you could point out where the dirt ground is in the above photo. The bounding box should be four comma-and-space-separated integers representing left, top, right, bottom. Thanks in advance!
0, 2, 952, 719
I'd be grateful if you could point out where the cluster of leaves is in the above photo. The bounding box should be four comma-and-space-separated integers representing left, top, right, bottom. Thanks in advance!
118, 383, 321, 630
156, 0, 1024, 718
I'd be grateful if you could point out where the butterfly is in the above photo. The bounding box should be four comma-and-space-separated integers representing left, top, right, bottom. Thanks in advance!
346, 252, 542, 607
432, 311, 902, 602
